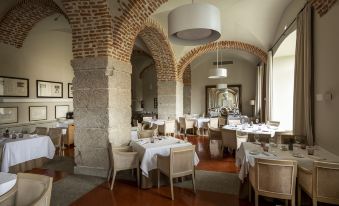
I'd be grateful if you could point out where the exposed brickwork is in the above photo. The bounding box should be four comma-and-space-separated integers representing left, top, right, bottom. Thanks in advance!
177, 41, 268, 79
138, 19, 177, 81
310, 0, 337, 17
0, 0, 67, 48
62, 0, 114, 58
111, 0, 167, 62
183, 65, 191, 85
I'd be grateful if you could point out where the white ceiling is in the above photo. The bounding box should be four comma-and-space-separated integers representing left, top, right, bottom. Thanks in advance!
274, 30, 297, 58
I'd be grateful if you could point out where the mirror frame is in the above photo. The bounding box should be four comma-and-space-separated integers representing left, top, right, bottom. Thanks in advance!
205, 84, 242, 114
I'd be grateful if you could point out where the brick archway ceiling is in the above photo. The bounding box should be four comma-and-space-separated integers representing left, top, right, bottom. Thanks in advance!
310, 0, 337, 17
177, 41, 268, 79
0, 0, 68, 48
138, 19, 177, 81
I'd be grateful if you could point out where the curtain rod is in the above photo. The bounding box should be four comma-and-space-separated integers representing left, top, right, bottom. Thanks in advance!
269, 2, 309, 52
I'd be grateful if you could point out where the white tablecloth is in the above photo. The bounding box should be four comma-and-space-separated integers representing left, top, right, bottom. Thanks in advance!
223, 124, 284, 137
56, 120, 74, 135
1, 135, 55, 172
0, 172, 16, 196
236, 142, 339, 181
130, 137, 199, 177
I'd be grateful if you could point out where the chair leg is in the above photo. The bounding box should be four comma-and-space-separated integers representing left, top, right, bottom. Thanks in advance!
298, 185, 301, 206
285, 199, 288, 206
107, 167, 112, 182
136, 167, 140, 188
170, 178, 174, 200
248, 183, 252, 202
192, 174, 196, 194
291, 197, 295, 206
312, 199, 317, 206
157, 169, 160, 188
255, 192, 259, 206
110, 170, 117, 190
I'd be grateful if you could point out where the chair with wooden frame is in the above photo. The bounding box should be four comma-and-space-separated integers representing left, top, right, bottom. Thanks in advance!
179, 117, 195, 136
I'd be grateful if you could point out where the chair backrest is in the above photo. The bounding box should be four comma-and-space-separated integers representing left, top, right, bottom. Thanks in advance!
185, 118, 195, 129
208, 127, 222, 140
143, 123, 157, 131
254, 158, 297, 199
34, 127, 48, 136
138, 130, 154, 139
143, 116, 152, 122
112, 146, 138, 170
164, 120, 175, 134
267, 121, 280, 127
209, 118, 219, 128
16, 173, 53, 206
228, 119, 241, 125
170, 145, 195, 177
48, 128, 62, 147
221, 128, 237, 150
218, 117, 226, 127
313, 161, 339, 204
179, 117, 186, 128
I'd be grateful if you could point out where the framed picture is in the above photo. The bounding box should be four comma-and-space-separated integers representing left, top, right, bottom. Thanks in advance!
29, 106, 47, 121
0, 76, 29, 97
55, 105, 69, 119
68, 83, 73, 98
0, 107, 18, 124
37, 80, 63, 98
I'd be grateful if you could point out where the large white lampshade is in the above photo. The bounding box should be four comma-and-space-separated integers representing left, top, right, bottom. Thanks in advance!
208, 68, 227, 79
216, 84, 228, 89
168, 3, 221, 45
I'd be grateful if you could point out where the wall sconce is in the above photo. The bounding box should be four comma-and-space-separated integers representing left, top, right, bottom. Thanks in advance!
316, 91, 333, 102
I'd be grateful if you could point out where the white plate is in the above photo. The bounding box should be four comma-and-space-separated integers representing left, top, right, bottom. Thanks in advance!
249, 150, 260, 155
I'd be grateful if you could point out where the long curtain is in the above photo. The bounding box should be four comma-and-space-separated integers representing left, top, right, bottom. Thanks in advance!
265, 51, 273, 122
255, 63, 264, 119
293, 4, 313, 145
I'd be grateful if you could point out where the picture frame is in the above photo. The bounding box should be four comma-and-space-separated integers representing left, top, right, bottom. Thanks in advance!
55, 105, 69, 119
68, 83, 73, 98
29, 106, 47, 121
0, 76, 29, 97
37, 80, 63, 98
0, 107, 18, 124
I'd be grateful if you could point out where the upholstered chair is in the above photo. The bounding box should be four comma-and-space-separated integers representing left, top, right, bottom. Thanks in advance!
201, 121, 209, 136
209, 117, 219, 128
221, 128, 237, 153
179, 117, 195, 136
138, 130, 155, 139
48, 128, 63, 156
157, 145, 196, 200
0, 173, 53, 206
107, 144, 139, 190
298, 161, 339, 206
32, 127, 48, 136
218, 117, 226, 127
249, 158, 297, 206
266, 120, 280, 127
208, 127, 223, 158
163, 120, 176, 136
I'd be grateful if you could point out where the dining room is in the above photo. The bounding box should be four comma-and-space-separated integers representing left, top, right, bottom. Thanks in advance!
0, 0, 339, 206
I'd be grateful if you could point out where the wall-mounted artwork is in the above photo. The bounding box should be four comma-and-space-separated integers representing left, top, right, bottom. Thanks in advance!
29, 106, 47, 121
68, 83, 73, 98
0, 107, 18, 124
55, 105, 69, 119
37, 80, 63, 98
0, 76, 29, 97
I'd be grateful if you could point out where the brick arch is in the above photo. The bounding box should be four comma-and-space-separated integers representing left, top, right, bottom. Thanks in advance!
138, 19, 177, 81
111, 0, 168, 63
0, 0, 68, 48
177, 41, 268, 79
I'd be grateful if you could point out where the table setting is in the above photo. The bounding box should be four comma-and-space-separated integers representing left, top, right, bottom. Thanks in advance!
223, 123, 283, 137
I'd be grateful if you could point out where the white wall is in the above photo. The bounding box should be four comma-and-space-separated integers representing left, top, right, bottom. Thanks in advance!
313, 4, 339, 155
191, 55, 257, 116
0, 14, 73, 129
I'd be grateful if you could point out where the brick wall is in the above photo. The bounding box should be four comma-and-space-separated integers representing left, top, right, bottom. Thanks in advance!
0, 0, 66, 48
177, 41, 268, 80
183, 65, 191, 85
310, 0, 337, 17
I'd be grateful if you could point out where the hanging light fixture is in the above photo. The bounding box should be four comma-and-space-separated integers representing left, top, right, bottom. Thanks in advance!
216, 83, 228, 89
168, 0, 221, 45
209, 42, 227, 79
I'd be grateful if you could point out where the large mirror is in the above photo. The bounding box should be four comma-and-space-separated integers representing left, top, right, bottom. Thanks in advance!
205, 85, 242, 114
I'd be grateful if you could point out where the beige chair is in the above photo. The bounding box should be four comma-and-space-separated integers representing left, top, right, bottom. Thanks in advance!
200, 121, 209, 136
298, 161, 339, 206
209, 117, 219, 128
107, 144, 139, 190
138, 129, 155, 139
65, 124, 74, 146
179, 117, 195, 135
221, 128, 237, 153
162, 120, 176, 136
208, 127, 223, 158
0, 173, 53, 206
157, 145, 196, 200
48, 128, 63, 156
267, 120, 280, 127
32, 127, 48, 136
249, 158, 297, 206
218, 117, 226, 127
236, 131, 248, 149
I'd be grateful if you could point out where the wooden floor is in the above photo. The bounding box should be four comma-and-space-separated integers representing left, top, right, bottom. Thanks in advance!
26, 134, 317, 206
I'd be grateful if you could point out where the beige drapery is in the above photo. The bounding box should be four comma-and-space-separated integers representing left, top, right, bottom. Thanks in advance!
265, 51, 273, 122
293, 4, 313, 145
255, 63, 264, 119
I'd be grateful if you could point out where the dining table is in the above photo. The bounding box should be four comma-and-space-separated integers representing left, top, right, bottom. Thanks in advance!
0, 134, 55, 173
223, 124, 285, 137
130, 136, 199, 188
236, 142, 339, 181
0, 172, 16, 196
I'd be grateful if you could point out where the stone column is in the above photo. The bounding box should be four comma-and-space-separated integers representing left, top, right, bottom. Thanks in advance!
72, 57, 131, 177
157, 80, 183, 119
183, 84, 191, 114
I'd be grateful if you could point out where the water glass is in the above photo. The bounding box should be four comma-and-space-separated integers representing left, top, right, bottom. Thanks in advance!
306, 146, 315, 155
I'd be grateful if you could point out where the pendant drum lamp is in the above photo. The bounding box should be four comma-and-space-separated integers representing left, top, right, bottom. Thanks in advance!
168, 1, 221, 45
209, 41, 227, 79
216, 83, 228, 89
